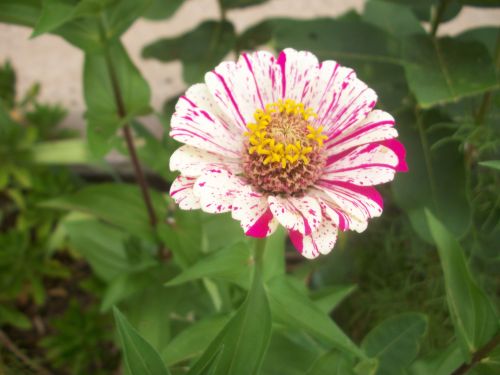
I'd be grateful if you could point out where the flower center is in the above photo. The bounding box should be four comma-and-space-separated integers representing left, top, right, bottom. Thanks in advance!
242, 99, 327, 195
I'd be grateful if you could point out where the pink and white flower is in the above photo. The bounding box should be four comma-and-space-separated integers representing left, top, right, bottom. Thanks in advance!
169, 48, 407, 259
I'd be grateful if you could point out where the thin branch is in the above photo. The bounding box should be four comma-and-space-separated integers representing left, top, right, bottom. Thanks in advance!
451, 333, 500, 375
98, 23, 158, 230
430, 0, 453, 37
0, 330, 54, 375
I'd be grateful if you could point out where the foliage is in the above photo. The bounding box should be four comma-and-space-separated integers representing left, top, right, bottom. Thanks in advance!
0, 0, 499, 374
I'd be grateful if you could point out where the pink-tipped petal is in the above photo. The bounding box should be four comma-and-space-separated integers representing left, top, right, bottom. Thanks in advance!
170, 84, 242, 157
289, 219, 338, 259
268, 195, 322, 235
323, 142, 402, 186
193, 169, 245, 214
326, 110, 398, 153
170, 176, 201, 210
232, 189, 278, 238
170, 145, 242, 177
315, 181, 383, 233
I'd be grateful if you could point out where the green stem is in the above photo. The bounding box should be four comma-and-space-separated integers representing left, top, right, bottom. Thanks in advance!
451, 333, 500, 375
430, 0, 452, 37
217, 0, 227, 21
254, 238, 267, 276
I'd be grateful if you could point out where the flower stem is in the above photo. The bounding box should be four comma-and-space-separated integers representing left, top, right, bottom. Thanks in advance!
451, 333, 500, 375
254, 238, 267, 276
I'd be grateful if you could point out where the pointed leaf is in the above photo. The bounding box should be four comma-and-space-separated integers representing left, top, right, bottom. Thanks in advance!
267, 276, 364, 359
361, 313, 428, 374
479, 160, 500, 171
426, 210, 499, 360
306, 351, 355, 375
113, 307, 171, 375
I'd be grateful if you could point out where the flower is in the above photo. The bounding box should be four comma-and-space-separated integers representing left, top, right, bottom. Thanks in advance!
169, 48, 407, 259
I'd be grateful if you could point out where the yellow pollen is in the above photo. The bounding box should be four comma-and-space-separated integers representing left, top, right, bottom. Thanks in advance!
244, 99, 326, 169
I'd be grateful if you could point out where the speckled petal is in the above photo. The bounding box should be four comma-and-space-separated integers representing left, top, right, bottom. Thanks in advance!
276, 48, 319, 101
268, 195, 322, 235
193, 169, 245, 214
289, 218, 338, 259
205, 51, 282, 130
326, 110, 398, 153
170, 84, 242, 157
322, 140, 407, 186
170, 176, 200, 210
170, 145, 242, 177
232, 188, 278, 238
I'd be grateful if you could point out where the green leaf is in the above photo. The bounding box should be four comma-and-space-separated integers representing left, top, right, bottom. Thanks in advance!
31, 139, 92, 164
64, 217, 152, 282
361, 313, 428, 375
306, 351, 355, 375
410, 341, 463, 375
143, 0, 183, 20
187, 266, 272, 375
142, 20, 236, 84
459, 27, 500, 60
311, 284, 357, 314
102, 0, 152, 40
220, 0, 268, 9
402, 35, 498, 108
262, 330, 323, 375
460, 0, 500, 7
425, 210, 499, 360
113, 307, 171, 375
0, 0, 41, 27
32, 0, 77, 37
392, 110, 471, 242
479, 160, 500, 170
0, 304, 31, 329
43, 183, 165, 241
165, 241, 252, 289
84, 41, 151, 156
267, 276, 364, 359
375, 0, 462, 22
162, 314, 231, 366
263, 226, 286, 282
363, 0, 425, 38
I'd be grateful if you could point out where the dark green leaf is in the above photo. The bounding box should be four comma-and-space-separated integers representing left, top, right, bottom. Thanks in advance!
460, 0, 500, 7
32, 0, 78, 37
0, 0, 41, 27
102, 0, 152, 40
402, 35, 498, 108
267, 276, 364, 359
187, 266, 272, 375
458, 27, 500, 59
162, 314, 231, 366
0, 304, 31, 329
375, 0, 462, 22
84, 42, 151, 156
311, 284, 357, 314
361, 313, 428, 375
410, 341, 463, 375
363, 0, 425, 38
44, 183, 165, 241
0, 60, 16, 108
142, 21, 236, 84
143, 0, 183, 20
392, 110, 471, 242
113, 307, 171, 375
426, 210, 499, 360
220, 0, 268, 9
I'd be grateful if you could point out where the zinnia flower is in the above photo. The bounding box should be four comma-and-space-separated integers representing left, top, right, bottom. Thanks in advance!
169, 48, 407, 259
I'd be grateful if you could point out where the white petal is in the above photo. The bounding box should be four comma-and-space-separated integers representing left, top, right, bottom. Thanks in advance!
326, 110, 398, 153
170, 176, 200, 210
277, 48, 319, 102
289, 219, 338, 259
170, 145, 242, 177
268, 195, 322, 235
170, 84, 242, 157
232, 188, 278, 238
193, 169, 245, 214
